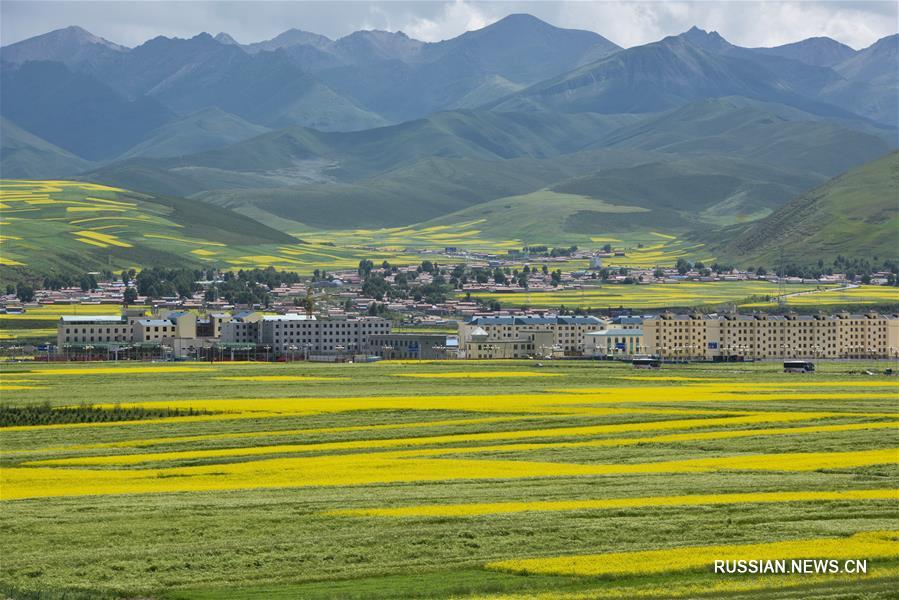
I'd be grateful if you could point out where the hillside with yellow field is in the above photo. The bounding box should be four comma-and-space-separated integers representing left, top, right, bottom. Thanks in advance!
0, 180, 294, 280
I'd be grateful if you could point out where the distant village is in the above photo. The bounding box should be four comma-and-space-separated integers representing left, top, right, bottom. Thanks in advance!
3, 250, 898, 363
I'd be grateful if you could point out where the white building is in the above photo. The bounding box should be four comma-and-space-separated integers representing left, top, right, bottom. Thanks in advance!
585, 328, 645, 357
260, 314, 390, 356
57, 315, 132, 346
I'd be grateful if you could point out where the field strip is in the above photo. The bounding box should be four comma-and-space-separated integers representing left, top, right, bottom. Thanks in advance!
548, 390, 897, 403
486, 530, 899, 577
9, 409, 728, 454
26, 366, 212, 376
4, 448, 897, 500
142, 234, 226, 246
91, 391, 899, 416
215, 376, 350, 382
326, 488, 899, 517
393, 372, 564, 379
9, 414, 582, 453
0, 385, 47, 391
559, 381, 899, 391
387, 421, 899, 459
615, 376, 721, 382
5, 388, 898, 433
22, 412, 858, 466
473, 568, 899, 600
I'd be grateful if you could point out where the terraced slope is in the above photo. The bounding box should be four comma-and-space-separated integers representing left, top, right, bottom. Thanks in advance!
0, 180, 294, 278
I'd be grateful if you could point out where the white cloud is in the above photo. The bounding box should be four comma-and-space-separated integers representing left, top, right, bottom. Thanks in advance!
1, 1, 896, 49
403, 0, 497, 41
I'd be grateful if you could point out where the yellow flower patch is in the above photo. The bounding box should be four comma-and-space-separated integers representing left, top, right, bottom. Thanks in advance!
72, 230, 132, 248
29, 366, 210, 376
215, 376, 348, 382
394, 372, 563, 379
6, 449, 897, 501
143, 234, 226, 246
487, 530, 899, 577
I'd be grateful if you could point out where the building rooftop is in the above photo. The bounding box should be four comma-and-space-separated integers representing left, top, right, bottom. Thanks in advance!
587, 328, 644, 337
59, 315, 126, 323
136, 319, 173, 327
467, 315, 603, 326
611, 316, 643, 325
262, 313, 316, 321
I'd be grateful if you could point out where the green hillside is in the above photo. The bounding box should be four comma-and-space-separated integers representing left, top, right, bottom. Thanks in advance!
0, 118, 93, 178
117, 107, 270, 159
86, 110, 641, 196
0, 180, 295, 279
551, 157, 824, 225
198, 149, 655, 229
80, 101, 894, 234
712, 152, 899, 263
418, 189, 651, 242
598, 97, 896, 177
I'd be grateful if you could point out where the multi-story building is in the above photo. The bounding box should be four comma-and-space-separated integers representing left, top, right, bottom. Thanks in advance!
608, 315, 643, 330
459, 315, 605, 356
463, 327, 555, 359
219, 310, 263, 344
133, 319, 178, 343
57, 315, 132, 346
258, 314, 391, 356
643, 312, 899, 360
368, 333, 456, 359
585, 328, 645, 357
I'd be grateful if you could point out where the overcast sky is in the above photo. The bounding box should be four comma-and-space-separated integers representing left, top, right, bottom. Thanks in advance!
2, 1, 896, 50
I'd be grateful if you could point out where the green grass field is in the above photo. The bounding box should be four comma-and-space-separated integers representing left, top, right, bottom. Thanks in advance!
0, 180, 726, 282
1, 359, 897, 599
463, 281, 831, 310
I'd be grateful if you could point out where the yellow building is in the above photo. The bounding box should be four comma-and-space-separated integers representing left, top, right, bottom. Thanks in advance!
463, 327, 555, 359
643, 312, 899, 360
459, 315, 605, 356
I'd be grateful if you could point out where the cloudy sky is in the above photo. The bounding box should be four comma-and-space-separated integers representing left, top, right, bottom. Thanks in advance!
2, 0, 896, 50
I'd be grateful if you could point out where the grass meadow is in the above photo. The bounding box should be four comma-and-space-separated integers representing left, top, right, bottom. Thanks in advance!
464, 283, 898, 311
1, 359, 897, 599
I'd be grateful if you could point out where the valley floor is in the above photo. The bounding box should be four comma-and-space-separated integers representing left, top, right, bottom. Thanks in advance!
1, 360, 897, 598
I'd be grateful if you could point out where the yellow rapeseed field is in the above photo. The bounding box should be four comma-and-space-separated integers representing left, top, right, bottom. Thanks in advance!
487, 530, 899, 577
3, 362, 898, 598
215, 375, 349, 382
28, 411, 882, 467
7, 448, 897, 500
393, 372, 564, 379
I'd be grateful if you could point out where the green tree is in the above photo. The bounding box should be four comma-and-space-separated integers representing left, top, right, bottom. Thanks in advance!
123, 287, 138, 305
16, 284, 35, 303
551, 270, 562, 286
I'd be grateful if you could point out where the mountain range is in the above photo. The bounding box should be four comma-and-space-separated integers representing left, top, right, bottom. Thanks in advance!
1, 15, 897, 265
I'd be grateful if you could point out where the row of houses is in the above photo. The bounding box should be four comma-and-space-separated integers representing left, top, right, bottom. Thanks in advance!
58, 310, 394, 358
454, 312, 899, 360
56, 309, 899, 360
643, 312, 899, 359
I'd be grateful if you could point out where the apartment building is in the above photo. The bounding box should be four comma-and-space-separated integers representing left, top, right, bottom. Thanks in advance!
459, 315, 605, 356
57, 315, 133, 346
133, 311, 198, 343
219, 310, 263, 344
368, 333, 456, 359
259, 314, 391, 355
643, 312, 899, 359
464, 327, 555, 359
585, 328, 645, 357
